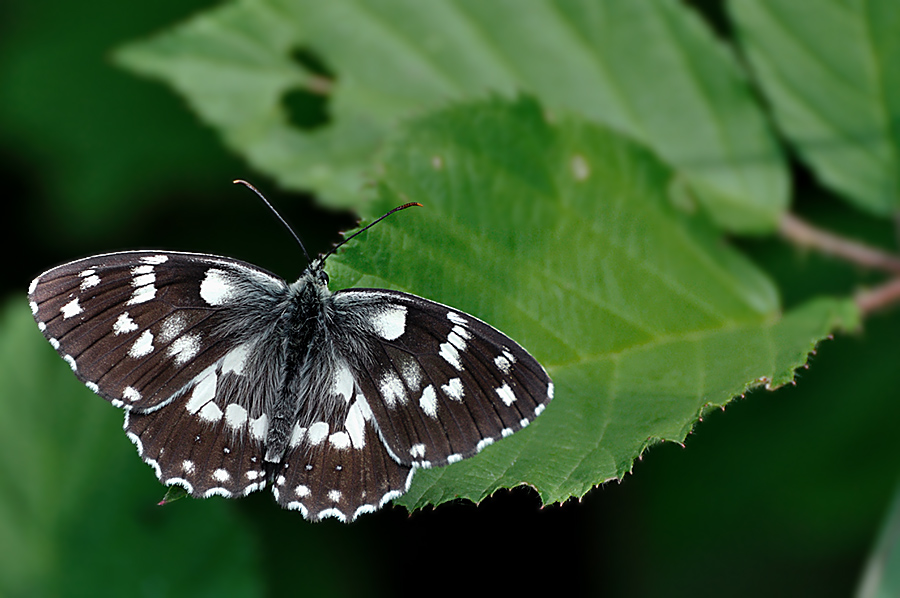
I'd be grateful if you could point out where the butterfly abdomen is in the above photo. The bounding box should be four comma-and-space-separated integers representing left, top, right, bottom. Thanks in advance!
265, 271, 337, 462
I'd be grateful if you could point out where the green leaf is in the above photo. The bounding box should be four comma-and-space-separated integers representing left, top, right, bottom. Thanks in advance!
115, 0, 787, 231
732, 0, 900, 216
0, 299, 263, 597
322, 96, 856, 511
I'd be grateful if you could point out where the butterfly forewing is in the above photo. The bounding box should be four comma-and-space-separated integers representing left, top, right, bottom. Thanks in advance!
335, 290, 553, 469
29, 251, 288, 411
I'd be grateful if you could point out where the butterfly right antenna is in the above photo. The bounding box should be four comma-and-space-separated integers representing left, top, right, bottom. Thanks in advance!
319, 202, 422, 263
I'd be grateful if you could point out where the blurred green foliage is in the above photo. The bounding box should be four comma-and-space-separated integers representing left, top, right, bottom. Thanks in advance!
2, 1, 900, 597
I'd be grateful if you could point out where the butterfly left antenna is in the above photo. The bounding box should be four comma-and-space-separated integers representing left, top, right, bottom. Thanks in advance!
233, 179, 311, 264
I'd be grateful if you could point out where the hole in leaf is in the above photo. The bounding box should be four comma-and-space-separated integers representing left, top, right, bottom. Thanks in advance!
284, 47, 334, 131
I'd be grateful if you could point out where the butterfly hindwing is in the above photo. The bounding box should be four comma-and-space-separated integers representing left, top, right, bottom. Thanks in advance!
335, 290, 554, 469
124, 390, 269, 499
272, 405, 413, 521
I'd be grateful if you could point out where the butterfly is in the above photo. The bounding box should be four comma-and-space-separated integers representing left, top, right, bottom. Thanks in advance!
27, 183, 554, 522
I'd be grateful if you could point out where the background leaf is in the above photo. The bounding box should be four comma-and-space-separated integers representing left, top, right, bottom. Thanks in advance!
115, 0, 787, 231
323, 96, 855, 509
732, 0, 900, 216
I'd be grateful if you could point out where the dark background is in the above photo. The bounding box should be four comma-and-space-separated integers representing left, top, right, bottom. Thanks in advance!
2, 1, 898, 596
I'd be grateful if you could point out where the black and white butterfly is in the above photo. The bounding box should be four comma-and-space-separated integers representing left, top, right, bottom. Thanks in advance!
27, 189, 553, 522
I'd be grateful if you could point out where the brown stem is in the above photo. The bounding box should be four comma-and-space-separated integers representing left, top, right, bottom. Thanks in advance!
779, 213, 900, 274
856, 278, 900, 315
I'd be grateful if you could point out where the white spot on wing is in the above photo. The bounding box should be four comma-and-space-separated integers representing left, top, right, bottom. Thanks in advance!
128, 329, 155, 358
439, 342, 463, 371
212, 468, 231, 482
327, 490, 342, 503
476, 438, 494, 451
547, 382, 554, 399
249, 414, 268, 441
308, 421, 329, 445
113, 312, 138, 335
496, 383, 516, 406
200, 269, 233, 305
60, 298, 83, 319
447, 454, 463, 464
344, 400, 367, 449
204, 487, 232, 499
141, 255, 169, 265
447, 311, 468, 327
295, 485, 310, 497
447, 330, 467, 351
132, 273, 156, 288
329, 431, 351, 449
379, 371, 407, 407
419, 385, 437, 418
123, 386, 141, 402
495, 354, 512, 374
355, 393, 373, 420
199, 401, 223, 422
28, 277, 39, 295
495, 350, 516, 375
399, 358, 423, 392
182, 460, 195, 473
332, 364, 354, 402
127, 284, 156, 305
442, 378, 464, 401
158, 313, 187, 343
223, 344, 251, 376
289, 423, 306, 448
410, 443, 426, 458
64, 354, 77, 371
370, 305, 407, 340
80, 274, 100, 290
167, 333, 201, 366
224, 403, 248, 428
185, 368, 217, 413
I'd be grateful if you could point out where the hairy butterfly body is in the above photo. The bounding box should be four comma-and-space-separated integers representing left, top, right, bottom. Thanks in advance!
28, 219, 553, 521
